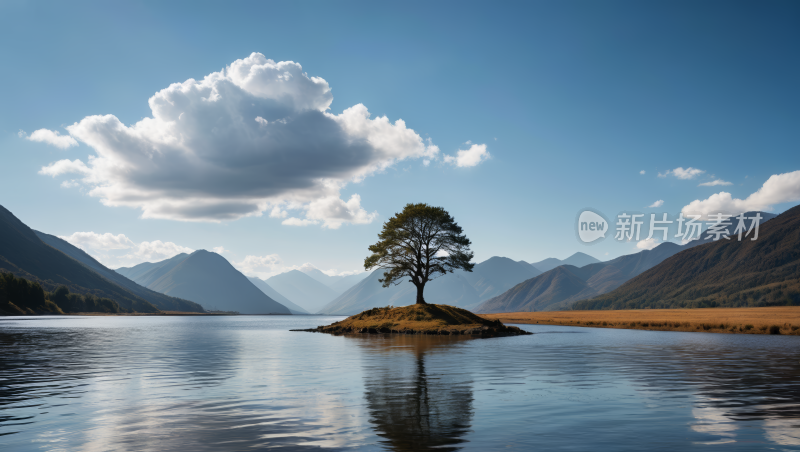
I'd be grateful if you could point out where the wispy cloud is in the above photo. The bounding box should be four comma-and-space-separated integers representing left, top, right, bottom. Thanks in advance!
699, 179, 733, 187
659, 167, 705, 180
25, 129, 78, 149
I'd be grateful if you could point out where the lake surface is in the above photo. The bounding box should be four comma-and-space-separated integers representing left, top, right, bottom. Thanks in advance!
1, 315, 799, 451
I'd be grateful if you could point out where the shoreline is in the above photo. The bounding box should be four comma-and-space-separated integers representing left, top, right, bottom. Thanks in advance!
479, 306, 800, 335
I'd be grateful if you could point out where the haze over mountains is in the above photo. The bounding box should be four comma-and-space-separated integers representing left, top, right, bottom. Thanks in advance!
118, 251, 290, 314
529, 252, 601, 272
318, 269, 481, 315
266, 270, 338, 314
298, 267, 370, 295
319, 256, 543, 315
247, 277, 309, 314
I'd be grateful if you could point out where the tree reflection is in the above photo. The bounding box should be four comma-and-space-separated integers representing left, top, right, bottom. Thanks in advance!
351, 335, 475, 451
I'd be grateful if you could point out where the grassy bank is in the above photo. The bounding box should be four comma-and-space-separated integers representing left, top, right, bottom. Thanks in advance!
480, 307, 800, 335
299, 304, 530, 336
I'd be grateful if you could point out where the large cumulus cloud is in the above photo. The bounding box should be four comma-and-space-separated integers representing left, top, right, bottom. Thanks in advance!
37, 53, 441, 225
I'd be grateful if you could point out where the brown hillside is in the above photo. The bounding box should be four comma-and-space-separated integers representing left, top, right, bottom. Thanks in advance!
575, 205, 800, 310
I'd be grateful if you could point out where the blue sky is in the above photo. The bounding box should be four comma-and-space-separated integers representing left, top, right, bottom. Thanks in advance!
1, 1, 798, 277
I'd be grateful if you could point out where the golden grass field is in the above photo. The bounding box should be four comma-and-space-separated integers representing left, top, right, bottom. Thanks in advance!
480, 306, 800, 335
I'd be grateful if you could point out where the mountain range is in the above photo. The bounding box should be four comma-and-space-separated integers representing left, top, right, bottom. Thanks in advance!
247, 276, 309, 314
298, 267, 370, 295
529, 252, 601, 272
266, 270, 339, 313
574, 208, 797, 310
35, 232, 203, 312
319, 256, 545, 315
0, 204, 173, 313
117, 251, 290, 314
475, 211, 777, 313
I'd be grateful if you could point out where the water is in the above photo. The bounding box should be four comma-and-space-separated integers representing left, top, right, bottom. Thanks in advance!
1, 315, 799, 451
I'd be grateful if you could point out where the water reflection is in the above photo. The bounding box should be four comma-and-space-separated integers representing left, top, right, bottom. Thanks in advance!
3, 317, 800, 451
350, 335, 475, 451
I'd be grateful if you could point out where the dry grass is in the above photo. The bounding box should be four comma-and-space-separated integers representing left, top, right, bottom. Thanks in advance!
480, 307, 800, 335
310, 304, 527, 336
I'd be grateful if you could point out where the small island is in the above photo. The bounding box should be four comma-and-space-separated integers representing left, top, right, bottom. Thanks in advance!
299, 303, 530, 336
297, 203, 531, 337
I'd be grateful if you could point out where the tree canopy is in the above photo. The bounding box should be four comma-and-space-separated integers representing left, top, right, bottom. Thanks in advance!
364, 203, 474, 304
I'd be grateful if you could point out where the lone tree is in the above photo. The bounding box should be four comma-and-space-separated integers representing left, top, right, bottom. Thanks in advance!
364, 203, 474, 305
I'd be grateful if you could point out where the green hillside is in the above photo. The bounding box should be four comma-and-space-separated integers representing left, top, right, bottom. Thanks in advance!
0, 205, 158, 313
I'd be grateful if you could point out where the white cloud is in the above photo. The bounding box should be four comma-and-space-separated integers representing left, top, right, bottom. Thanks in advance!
639, 170, 646, 175
39, 159, 91, 177
269, 206, 288, 218
212, 246, 229, 254
60, 180, 80, 188
18, 129, 26, 138
699, 179, 733, 187
282, 217, 318, 227
58, 231, 193, 267
636, 238, 659, 250
37, 53, 454, 226
233, 254, 285, 279
234, 256, 363, 279
60, 232, 136, 250
26, 128, 79, 149
126, 240, 193, 263
443, 143, 490, 168
648, 200, 664, 208
658, 167, 705, 179
303, 193, 377, 229
672, 167, 705, 179
682, 170, 800, 218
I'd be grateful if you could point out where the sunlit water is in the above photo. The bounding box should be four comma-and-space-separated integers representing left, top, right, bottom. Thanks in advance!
1, 315, 799, 451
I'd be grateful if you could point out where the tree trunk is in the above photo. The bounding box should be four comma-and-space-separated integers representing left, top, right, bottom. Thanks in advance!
416, 284, 427, 305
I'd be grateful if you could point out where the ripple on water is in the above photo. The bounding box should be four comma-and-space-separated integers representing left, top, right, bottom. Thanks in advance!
1, 316, 800, 451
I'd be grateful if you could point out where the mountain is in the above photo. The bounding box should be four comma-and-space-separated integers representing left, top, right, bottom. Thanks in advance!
300, 267, 342, 286
316, 256, 542, 315
476, 212, 778, 313
266, 270, 339, 313
476, 243, 692, 313
34, 232, 203, 312
116, 253, 190, 287
120, 250, 290, 314
317, 269, 482, 315
0, 205, 159, 312
531, 252, 600, 272
247, 277, 309, 314
328, 272, 370, 294
460, 256, 542, 301
530, 258, 561, 273
299, 267, 370, 295
573, 208, 798, 310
